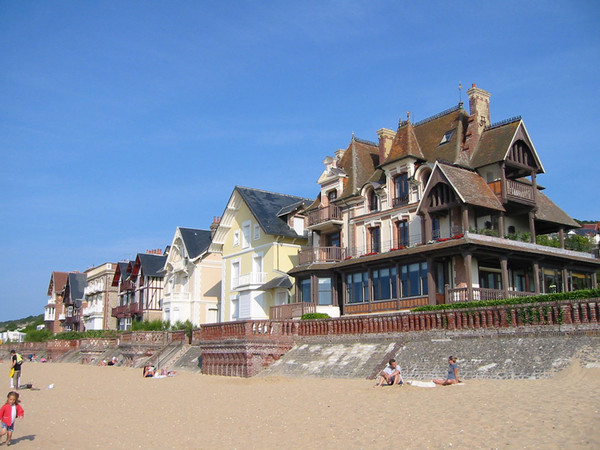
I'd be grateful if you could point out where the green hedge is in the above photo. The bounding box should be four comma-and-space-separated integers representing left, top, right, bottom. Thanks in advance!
301, 313, 331, 320
411, 288, 600, 312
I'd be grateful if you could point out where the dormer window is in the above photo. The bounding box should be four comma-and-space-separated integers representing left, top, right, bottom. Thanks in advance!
327, 190, 337, 203
393, 174, 409, 207
439, 129, 455, 145
369, 190, 378, 212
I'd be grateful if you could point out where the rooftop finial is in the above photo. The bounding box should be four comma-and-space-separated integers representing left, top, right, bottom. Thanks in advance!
458, 82, 463, 107
406, 111, 411, 123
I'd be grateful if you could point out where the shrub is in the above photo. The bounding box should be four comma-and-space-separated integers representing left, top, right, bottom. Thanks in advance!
131, 319, 170, 331
411, 288, 600, 312
24, 329, 54, 342
301, 313, 331, 320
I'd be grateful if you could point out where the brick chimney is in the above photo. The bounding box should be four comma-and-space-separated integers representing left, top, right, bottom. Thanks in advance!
210, 216, 221, 239
463, 83, 491, 156
376, 128, 395, 163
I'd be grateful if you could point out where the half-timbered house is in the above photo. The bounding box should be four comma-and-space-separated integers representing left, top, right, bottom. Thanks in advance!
290, 84, 600, 315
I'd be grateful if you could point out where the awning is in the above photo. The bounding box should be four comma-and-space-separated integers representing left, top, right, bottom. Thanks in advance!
257, 276, 292, 291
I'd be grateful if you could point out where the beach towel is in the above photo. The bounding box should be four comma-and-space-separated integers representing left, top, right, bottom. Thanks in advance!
407, 380, 436, 388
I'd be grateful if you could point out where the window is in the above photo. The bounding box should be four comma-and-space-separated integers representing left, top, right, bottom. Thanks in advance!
369, 227, 381, 253
233, 230, 240, 246
317, 277, 333, 305
369, 189, 378, 212
253, 224, 260, 240
326, 232, 340, 247
480, 270, 502, 290
293, 216, 305, 235
373, 267, 397, 300
327, 190, 337, 203
231, 296, 239, 320
439, 129, 455, 145
432, 217, 440, 240
393, 174, 409, 206
253, 253, 263, 274
346, 272, 369, 303
396, 221, 409, 247
400, 262, 428, 297
242, 222, 251, 249
231, 261, 240, 290
299, 278, 311, 303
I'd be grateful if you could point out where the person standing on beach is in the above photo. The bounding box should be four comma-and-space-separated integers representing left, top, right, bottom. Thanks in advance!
375, 359, 403, 387
433, 356, 460, 385
9, 351, 22, 390
0, 391, 24, 446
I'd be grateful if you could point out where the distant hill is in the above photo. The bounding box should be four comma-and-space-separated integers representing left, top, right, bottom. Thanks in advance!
576, 219, 599, 225
0, 314, 44, 332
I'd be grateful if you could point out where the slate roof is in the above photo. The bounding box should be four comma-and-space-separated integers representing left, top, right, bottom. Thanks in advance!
236, 187, 312, 238
66, 273, 87, 301
469, 119, 520, 168
178, 228, 212, 260
257, 276, 292, 291
439, 163, 505, 211
385, 121, 424, 162
135, 253, 167, 278
534, 191, 580, 229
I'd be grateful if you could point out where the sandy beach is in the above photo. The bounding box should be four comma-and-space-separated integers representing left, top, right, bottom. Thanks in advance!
0, 361, 598, 449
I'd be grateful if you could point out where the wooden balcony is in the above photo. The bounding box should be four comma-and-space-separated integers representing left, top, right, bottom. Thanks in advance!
298, 246, 346, 265
270, 302, 316, 320
111, 302, 142, 319
488, 179, 535, 205
307, 205, 343, 231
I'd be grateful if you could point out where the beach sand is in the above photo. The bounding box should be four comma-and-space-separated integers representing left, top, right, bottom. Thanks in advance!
1, 361, 599, 449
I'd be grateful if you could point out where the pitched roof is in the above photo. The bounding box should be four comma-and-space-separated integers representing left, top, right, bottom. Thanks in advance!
178, 228, 212, 259
134, 253, 167, 278
534, 191, 580, 229
469, 119, 520, 168
337, 136, 380, 201
385, 121, 424, 162
413, 106, 469, 165
66, 272, 87, 301
438, 163, 505, 211
47, 271, 69, 296
236, 187, 312, 238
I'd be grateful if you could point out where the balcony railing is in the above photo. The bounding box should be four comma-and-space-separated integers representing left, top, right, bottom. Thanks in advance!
392, 194, 409, 207
111, 302, 142, 318
82, 303, 104, 317
446, 286, 536, 303
298, 246, 346, 265
307, 205, 342, 227
269, 302, 316, 320
233, 272, 266, 290
488, 179, 535, 204
163, 292, 191, 303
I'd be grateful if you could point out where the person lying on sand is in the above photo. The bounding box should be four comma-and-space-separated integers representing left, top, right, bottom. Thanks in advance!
143, 365, 155, 378
433, 356, 461, 385
375, 359, 403, 387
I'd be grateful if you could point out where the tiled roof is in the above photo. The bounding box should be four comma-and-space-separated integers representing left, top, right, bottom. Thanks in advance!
469, 119, 520, 168
337, 136, 380, 201
178, 228, 212, 260
236, 187, 312, 238
385, 121, 424, 163
47, 271, 69, 296
413, 107, 469, 165
534, 191, 580, 229
439, 163, 505, 211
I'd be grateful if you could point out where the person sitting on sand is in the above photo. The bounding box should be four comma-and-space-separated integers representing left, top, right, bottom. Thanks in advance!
433, 356, 461, 385
107, 357, 117, 366
375, 359, 403, 387
143, 365, 155, 378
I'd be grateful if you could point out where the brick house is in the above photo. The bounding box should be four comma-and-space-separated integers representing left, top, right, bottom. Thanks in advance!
44, 271, 69, 333
290, 84, 600, 315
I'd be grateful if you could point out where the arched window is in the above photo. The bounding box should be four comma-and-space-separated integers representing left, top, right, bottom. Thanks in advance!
369, 189, 378, 212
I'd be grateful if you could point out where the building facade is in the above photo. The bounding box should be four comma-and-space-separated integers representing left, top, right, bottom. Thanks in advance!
210, 187, 316, 321
111, 251, 166, 330
82, 263, 118, 331
162, 226, 222, 326
44, 271, 69, 333
291, 85, 600, 315
60, 272, 87, 332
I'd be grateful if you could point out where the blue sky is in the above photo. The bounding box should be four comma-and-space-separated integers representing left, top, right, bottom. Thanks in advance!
1, 1, 599, 321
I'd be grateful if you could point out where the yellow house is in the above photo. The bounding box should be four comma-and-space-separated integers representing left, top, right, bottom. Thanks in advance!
210, 186, 310, 321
